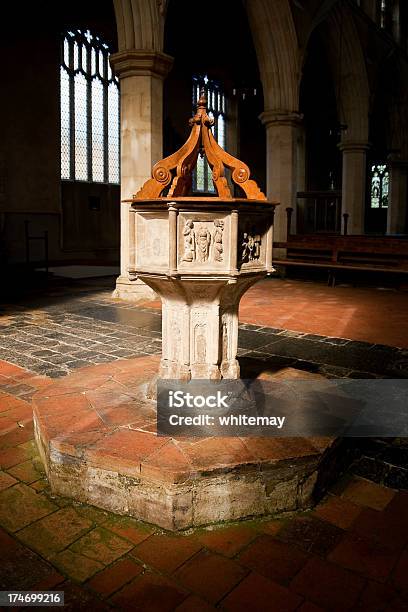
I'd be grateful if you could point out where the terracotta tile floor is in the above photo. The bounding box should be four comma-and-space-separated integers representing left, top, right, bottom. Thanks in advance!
1, 276, 408, 609
143, 278, 408, 348
0, 360, 408, 610
32, 355, 336, 531
240, 279, 408, 348
1, 276, 407, 382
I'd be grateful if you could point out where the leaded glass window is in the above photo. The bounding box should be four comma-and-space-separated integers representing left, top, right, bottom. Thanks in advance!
370, 163, 389, 208
192, 75, 226, 193
60, 29, 120, 184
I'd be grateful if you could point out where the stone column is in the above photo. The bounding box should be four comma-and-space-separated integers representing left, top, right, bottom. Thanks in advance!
110, 50, 173, 300
338, 141, 370, 235
387, 157, 408, 234
259, 111, 302, 254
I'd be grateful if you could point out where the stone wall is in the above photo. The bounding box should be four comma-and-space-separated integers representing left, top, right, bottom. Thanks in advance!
0, 1, 120, 265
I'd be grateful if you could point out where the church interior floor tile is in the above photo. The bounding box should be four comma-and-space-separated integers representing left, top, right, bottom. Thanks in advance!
0, 276, 408, 607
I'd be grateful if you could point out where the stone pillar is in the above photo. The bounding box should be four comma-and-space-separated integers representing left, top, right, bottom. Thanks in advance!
387, 158, 408, 234
338, 142, 369, 235
110, 50, 173, 300
259, 111, 302, 253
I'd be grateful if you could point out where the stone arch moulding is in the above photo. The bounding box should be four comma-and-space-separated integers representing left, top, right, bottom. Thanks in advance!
113, 0, 168, 52
244, 0, 300, 112
322, 5, 370, 143
383, 59, 408, 158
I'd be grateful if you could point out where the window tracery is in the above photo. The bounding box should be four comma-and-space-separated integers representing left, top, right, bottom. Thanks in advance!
60, 29, 120, 184
192, 75, 226, 193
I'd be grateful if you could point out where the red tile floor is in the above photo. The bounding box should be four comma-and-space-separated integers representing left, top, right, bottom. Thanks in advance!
143, 278, 408, 348
0, 361, 408, 610
241, 279, 408, 348
1, 277, 408, 609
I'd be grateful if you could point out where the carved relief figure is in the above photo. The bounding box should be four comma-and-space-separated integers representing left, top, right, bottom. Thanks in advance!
170, 312, 181, 361
195, 324, 207, 363
212, 219, 224, 262
195, 225, 211, 263
254, 235, 261, 259
181, 219, 224, 265
222, 321, 228, 360
241, 233, 250, 261
181, 219, 195, 262
242, 231, 261, 262
153, 238, 162, 257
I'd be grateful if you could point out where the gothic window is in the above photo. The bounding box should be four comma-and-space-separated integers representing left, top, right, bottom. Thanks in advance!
370, 163, 389, 208
60, 29, 120, 184
192, 75, 226, 193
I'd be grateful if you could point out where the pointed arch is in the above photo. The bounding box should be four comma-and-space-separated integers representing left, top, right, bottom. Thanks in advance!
244, 0, 300, 112
113, 0, 167, 52
323, 5, 370, 142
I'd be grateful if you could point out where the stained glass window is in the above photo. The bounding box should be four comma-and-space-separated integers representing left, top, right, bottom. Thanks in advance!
370, 164, 389, 208
60, 30, 120, 184
192, 75, 226, 193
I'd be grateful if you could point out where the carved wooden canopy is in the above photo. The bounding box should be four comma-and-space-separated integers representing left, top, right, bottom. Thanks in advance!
135, 90, 266, 201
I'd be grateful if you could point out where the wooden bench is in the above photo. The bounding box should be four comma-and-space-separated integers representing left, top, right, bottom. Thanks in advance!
273, 235, 408, 286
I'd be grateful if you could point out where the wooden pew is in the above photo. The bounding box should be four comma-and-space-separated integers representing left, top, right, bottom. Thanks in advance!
273, 235, 408, 286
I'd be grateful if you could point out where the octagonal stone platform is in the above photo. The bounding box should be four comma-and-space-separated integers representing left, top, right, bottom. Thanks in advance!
33, 356, 343, 531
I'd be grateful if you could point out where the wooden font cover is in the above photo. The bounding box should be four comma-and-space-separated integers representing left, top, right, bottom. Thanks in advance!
135, 89, 266, 201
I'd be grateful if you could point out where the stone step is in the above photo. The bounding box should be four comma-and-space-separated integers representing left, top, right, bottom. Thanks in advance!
350, 438, 408, 490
